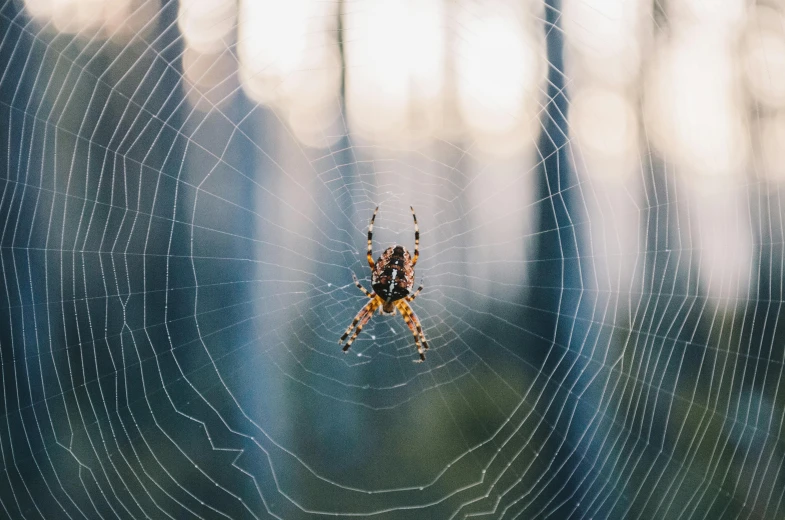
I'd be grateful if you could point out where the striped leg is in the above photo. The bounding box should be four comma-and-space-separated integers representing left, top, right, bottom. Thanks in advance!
367, 206, 379, 269
398, 300, 429, 351
396, 302, 425, 362
410, 206, 419, 266
353, 274, 374, 299
339, 299, 375, 346
406, 284, 423, 302
342, 301, 378, 352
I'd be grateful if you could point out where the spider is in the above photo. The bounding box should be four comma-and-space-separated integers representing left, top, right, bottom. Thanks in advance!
339, 206, 429, 362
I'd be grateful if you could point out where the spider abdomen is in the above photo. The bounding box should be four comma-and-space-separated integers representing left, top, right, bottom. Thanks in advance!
372, 245, 414, 303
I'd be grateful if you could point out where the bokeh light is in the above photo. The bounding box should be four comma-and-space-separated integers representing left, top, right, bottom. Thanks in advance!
646, 32, 747, 178
238, 0, 309, 104
238, 0, 341, 147
758, 112, 785, 181
670, 0, 747, 34
742, 5, 785, 109
642, 0, 753, 306
455, 8, 543, 154
23, 0, 158, 40
344, 0, 446, 143
564, 0, 647, 86
570, 87, 639, 177
179, 0, 238, 111
178, 0, 236, 55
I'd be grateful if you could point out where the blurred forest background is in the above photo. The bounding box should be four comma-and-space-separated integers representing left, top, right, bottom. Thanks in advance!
1, 0, 785, 518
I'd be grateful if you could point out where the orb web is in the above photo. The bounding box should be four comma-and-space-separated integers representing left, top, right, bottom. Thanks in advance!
0, 0, 784, 519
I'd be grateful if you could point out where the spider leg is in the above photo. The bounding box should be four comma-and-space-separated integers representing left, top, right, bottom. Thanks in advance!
367, 206, 379, 270
410, 206, 419, 267
406, 284, 423, 302
343, 300, 378, 352
353, 273, 374, 299
339, 299, 375, 345
398, 300, 429, 351
395, 301, 426, 362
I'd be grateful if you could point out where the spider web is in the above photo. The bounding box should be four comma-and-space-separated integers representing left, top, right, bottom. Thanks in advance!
1, 0, 784, 519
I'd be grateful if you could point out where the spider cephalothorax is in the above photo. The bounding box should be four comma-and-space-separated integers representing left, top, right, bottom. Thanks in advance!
338, 206, 429, 362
